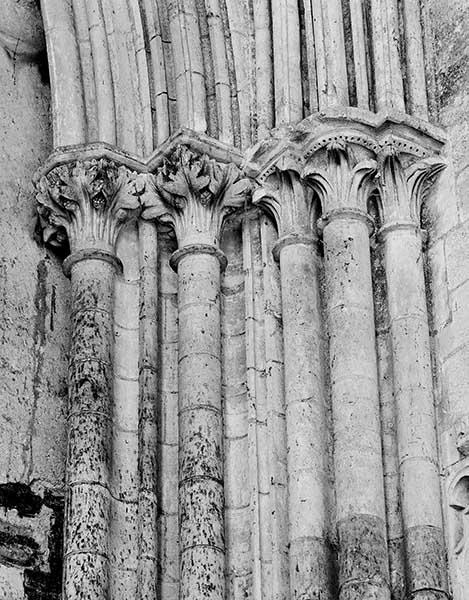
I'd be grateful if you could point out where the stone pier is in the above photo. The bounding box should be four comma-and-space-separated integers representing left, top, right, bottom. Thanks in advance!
306, 144, 390, 600
254, 162, 332, 599
35, 158, 141, 599
142, 146, 249, 600
380, 153, 448, 600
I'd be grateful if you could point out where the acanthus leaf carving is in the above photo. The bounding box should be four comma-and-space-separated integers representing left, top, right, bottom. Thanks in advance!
378, 143, 446, 224
36, 159, 144, 254
252, 154, 313, 238
303, 140, 378, 214
142, 146, 251, 248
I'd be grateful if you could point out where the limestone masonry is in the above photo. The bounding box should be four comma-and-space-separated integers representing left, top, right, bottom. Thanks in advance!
1, 1, 469, 599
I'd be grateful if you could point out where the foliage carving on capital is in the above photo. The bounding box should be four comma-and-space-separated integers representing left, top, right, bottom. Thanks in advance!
142, 146, 250, 248
303, 140, 377, 213
36, 159, 143, 254
252, 155, 314, 238
377, 143, 446, 224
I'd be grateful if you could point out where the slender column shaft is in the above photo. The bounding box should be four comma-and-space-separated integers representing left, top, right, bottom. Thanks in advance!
137, 220, 159, 599
142, 146, 247, 599
64, 254, 120, 600
322, 211, 390, 600
402, 0, 428, 119
275, 237, 332, 600
174, 247, 225, 600
370, 0, 405, 112
382, 223, 448, 599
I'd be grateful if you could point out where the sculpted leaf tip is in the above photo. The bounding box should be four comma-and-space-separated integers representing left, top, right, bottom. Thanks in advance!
35, 159, 143, 252
143, 145, 250, 247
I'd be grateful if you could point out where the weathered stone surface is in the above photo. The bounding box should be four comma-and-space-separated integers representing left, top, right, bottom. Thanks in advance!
405, 525, 448, 595
379, 157, 447, 595
320, 205, 389, 599
3, 1, 469, 598
337, 514, 390, 599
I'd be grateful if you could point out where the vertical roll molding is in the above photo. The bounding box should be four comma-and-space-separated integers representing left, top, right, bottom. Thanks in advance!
379, 152, 449, 600
142, 146, 249, 600
253, 158, 332, 600
65, 255, 115, 599
137, 220, 159, 599
305, 142, 390, 600
35, 158, 142, 599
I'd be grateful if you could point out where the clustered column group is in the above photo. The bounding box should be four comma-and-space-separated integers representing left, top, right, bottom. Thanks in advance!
36, 137, 448, 600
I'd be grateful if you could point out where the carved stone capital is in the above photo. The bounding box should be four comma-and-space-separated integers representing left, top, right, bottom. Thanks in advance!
142, 146, 250, 248
303, 140, 377, 214
377, 143, 446, 225
456, 416, 469, 458
35, 158, 144, 255
252, 155, 314, 239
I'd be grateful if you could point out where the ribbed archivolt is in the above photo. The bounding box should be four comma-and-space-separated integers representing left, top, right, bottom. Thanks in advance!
42, 0, 433, 151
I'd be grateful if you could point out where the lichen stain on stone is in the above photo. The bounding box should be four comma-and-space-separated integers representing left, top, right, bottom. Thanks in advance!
23, 257, 49, 480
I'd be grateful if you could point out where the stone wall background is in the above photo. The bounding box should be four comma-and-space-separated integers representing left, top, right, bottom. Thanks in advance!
0, 2, 68, 597
424, 1, 469, 598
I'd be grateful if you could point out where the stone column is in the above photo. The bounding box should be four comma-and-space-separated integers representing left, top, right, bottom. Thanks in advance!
305, 143, 390, 600
379, 153, 448, 599
253, 161, 332, 599
142, 146, 249, 600
35, 159, 142, 599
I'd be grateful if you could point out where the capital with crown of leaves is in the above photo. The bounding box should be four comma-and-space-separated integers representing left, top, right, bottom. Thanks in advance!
376, 142, 446, 225
252, 154, 315, 239
142, 146, 251, 248
303, 140, 378, 214
36, 158, 144, 255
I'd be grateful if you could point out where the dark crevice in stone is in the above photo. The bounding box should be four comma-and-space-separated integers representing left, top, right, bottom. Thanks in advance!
24, 570, 61, 600
24, 492, 64, 600
0, 483, 42, 518
0, 483, 64, 598
362, 0, 376, 113
35, 49, 50, 86
341, 0, 358, 107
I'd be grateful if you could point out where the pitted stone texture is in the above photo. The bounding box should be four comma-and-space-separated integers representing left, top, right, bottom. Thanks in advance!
64, 257, 118, 600
406, 526, 448, 595
64, 553, 109, 600
279, 242, 332, 599
324, 217, 387, 518
289, 537, 336, 600
176, 249, 225, 599
67, 360, 113, 417
337, 514, 390, 599
383, 224, 446, 597
179, 546, 225, 600
179, 479, 224, 548
179, 409, 224, 480
323, 214, 390, 600
67, 414, 112, 485
65, 485, 110, 556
